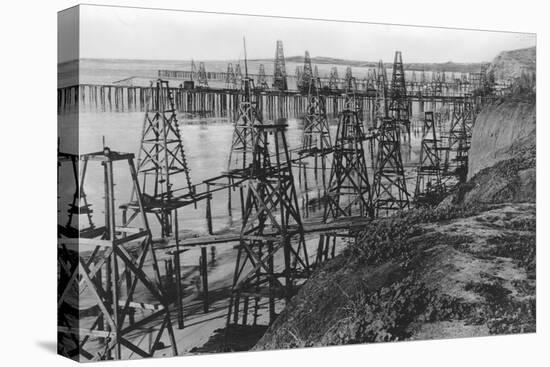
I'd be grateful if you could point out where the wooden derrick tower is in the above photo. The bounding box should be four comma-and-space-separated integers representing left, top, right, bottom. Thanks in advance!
295, 66, 303, 88
388, 51, 410, 135
58, 149, 177, 361
414, 111, 445, 205
197, 62, 208, 88
328, 67, 339, 90
227, 77, 262, 174
367, 68, 377, 91
298, 50, 314, 93
300, 79, 332, 159
372, 117, 410, 216
344, 66, 354, 91
257, 64, 269, 90
225, 63, 237, 89
273, 40, 288, 91
374, 59, 389, 125
227, 121, 310, 326
298, 78, 333, 203
122, 80, 204, 238
190, 59, 196, 81
235, 64, 243, 86
444, 98, 474, 182
432, 71, 444, 97
324, 90, 373, 221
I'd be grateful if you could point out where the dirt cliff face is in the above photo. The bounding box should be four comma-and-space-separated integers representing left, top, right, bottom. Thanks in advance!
487, 46, 535, 83
468, 100, 535, 180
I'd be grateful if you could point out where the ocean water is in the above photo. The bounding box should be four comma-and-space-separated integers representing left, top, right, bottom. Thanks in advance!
58, 108, 426, 237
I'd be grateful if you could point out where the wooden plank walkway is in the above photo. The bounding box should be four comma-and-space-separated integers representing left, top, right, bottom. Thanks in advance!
154, 217, 371, 249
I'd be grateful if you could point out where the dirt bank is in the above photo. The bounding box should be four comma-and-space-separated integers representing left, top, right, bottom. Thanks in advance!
468, 100, 535, 180
254, 203, 535, 349
254, 95, 537, 349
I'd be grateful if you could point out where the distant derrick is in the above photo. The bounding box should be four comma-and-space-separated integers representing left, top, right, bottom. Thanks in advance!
367, 68, 377, 91
226, 63, 237, 89
235, 63, 243, 86
388, 51, 410, 127
344, 66, 354, 91
299, 50, 315, 93
432, 71, 443, 96
227, 77, 262, 173
328, 67, 339, 90
257, 64, 269, 89
273, 40, 288, 91
374, 59, 389, 124
197, 62, 208, 87
295, 66, 303, 88
190, 59, 197, 80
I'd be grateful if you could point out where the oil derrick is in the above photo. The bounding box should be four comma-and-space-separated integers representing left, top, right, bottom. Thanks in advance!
196, 62, 208, 88
299, 50, 314, 93
225, 63, 237, 89
414, 111, 445, 205
122, 79, 198, 238
374, 59, 389, 123
227, 76, 262, 173
432, 71, 443, 96
273, 40, 288, 91
295, 66, 303, 88
444, 98, 474, 182
372, 117, 410, 216
58, 148, 177, 361
227, 121, 310, 326
298, 78, 333, 197
344, 66, 357, 91
366, 68, 376, 90
411, 70, 417, 84
190, 59, 196, 81
257, 64, 269, 90
420, 70, 427, 84
388, 52, 410, 128
328, 67, 339, 90
235, 63, 243, 86
314, 65, 319, 79
324, 91, 373, 220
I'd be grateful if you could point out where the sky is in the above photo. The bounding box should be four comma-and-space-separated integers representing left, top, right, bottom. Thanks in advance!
67, 4, 536, 64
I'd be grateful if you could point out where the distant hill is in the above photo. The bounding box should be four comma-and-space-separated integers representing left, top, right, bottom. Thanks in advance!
252, 55, 486, 73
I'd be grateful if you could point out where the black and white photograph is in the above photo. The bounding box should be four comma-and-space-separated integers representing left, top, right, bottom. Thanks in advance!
55, 4, 538, 362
